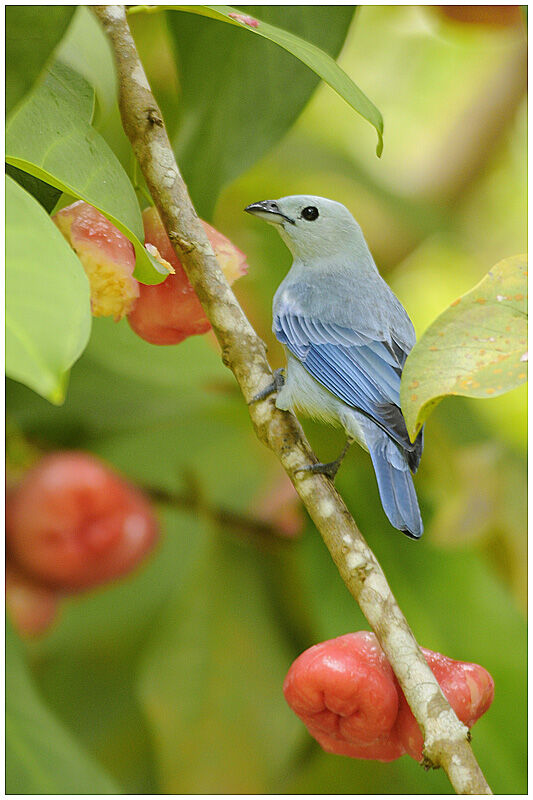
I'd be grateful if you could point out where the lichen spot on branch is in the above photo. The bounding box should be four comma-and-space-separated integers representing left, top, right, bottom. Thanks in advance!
131, 64, 151, 91
152, 141, 176, 174
319, 498, 336, 518
104, 6, 124, 22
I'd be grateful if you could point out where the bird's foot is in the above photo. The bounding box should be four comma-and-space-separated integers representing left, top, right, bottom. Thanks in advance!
295, 459, 343, 481
248, 368, 285, 404
295, 440, 352, 481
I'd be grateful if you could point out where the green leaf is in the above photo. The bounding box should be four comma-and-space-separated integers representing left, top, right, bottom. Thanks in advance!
6, 621, 120, 794
131, 7, 382, 211
5, 175, 91, 404
56, 6, 118, 127
5, 164, 62, 214
401, 255, 528, 440
137, 529, 301, 792
159, 6, 361, 217
6, 316, 276, 514
156, 6, 383, 155
198, 6, 381, 143
6, 6, 75, 115
5, 61, 165, 284
25, 507, 203, 794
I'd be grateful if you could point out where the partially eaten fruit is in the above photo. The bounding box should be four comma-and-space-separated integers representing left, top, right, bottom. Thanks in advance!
53, 201, 139, 320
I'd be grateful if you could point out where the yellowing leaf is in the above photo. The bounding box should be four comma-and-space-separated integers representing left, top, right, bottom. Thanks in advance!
401, 254, 527, 440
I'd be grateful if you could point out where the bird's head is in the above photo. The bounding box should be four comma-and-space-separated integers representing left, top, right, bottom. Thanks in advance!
244, 195, 364, 261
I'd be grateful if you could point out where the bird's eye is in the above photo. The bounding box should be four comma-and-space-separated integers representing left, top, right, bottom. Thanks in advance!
301, 206, 319, 221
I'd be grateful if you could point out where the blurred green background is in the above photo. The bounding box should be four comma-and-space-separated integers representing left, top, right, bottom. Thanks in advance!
6, 5, 526, 794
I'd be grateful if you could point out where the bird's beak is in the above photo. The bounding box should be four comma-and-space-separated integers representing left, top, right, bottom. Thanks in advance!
244, 200, 295, 225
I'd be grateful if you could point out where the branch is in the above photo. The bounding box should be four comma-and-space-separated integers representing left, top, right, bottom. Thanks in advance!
93, 7, 491, 793
145, 482, 295, 549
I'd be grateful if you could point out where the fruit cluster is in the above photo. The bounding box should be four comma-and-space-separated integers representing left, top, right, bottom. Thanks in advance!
284, 632, 494, 761
6, 451, 159, 636
16, 199, 245, 631
54, 201, 248, 342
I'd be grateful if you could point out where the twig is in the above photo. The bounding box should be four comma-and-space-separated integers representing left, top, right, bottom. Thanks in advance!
93, 7, 492, 793
145, 482, 294, 547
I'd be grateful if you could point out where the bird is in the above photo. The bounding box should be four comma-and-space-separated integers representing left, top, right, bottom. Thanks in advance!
245, 195, 424, 538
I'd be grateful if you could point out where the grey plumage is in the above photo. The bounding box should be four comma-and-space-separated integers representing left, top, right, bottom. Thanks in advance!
245, 195, 423, 538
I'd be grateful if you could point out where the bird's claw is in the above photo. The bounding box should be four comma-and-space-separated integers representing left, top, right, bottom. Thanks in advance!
295, 459, 342, 481
294, 440, 352, 481
248, 368, 285, 404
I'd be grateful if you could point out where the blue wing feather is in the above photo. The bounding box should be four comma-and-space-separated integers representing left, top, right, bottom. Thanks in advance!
274, 310, 417, 454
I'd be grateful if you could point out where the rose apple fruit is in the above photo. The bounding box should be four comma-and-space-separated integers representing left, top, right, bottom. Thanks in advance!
127, 207, 248, 344
284, 632, 404, 761
396, 647, 495, 761
6, 451, 159, 591
283, 632, 494, 762
6, 563, 59, 637
53, 201, 139, 320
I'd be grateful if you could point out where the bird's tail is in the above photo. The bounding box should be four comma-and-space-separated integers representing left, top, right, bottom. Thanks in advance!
368, 435, 423, 539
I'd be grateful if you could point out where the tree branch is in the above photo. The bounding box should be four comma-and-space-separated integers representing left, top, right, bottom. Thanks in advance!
145, 482, 295, 549
93, 6, 492, 793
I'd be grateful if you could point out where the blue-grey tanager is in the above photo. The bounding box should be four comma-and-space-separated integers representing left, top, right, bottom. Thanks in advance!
245, 195, 423, 538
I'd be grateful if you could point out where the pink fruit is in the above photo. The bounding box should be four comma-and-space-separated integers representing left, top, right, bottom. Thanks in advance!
284, 632, 494, 762
53, 201, 139, 320
127, 207, 248, 345
6, 563, 59, 637
6, 452, 159, 591
396, 648, 495, 761
284, 633, 403, 761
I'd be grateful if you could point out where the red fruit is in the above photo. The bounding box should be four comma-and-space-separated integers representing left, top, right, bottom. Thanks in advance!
395, 648, 495, 761
127, 207, 248, 345
53, 201, 138, 320
284, 632, 494, 762
284, 633, 404, 762
6, 452, 159, 591
6, 563, 59, 637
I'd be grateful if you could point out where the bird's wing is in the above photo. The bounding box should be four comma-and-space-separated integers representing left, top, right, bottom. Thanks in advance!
274, 308, 414, 452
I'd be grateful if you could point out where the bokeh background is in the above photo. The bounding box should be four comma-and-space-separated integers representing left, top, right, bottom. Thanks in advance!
6, 6, 527, 794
